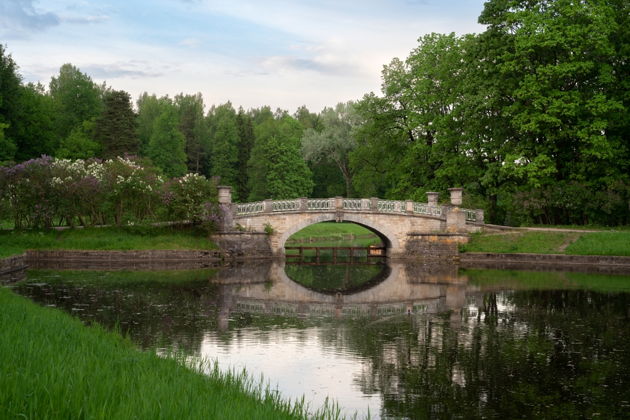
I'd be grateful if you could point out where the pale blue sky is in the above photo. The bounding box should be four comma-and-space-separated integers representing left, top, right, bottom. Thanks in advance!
1, 0, 487, 112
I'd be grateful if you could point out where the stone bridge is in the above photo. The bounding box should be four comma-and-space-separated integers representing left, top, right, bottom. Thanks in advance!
215, 187, 484, 259
214, 260, 468, 322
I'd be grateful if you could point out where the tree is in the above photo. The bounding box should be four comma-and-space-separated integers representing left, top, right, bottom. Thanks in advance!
147, 109, 187, 178
247, 115, 313, 200
94, 90, 139, 159
302, 102, 359, 197
207, 103, 239, 191
136, 93, 173, 156
0, 45, 21, 162
477, 0, 630, 224
56, 119, 100, 159
174, 93, 208, 173
235, 108, 255, 201
49, 63, 103, 141
13, 83, 57, 161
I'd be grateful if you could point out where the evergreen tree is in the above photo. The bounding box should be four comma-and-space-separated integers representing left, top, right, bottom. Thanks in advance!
94, 90, 139, 158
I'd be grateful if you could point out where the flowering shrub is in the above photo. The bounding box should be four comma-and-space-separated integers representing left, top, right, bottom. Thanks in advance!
0, 156, 218, 229
162, 173, 217, 223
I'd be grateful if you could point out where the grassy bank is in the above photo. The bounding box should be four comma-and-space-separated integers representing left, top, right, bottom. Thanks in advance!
0, 287, 339, 419
462, 231, 630, 257
0, 225, 217, 258
286, 222, 381, 247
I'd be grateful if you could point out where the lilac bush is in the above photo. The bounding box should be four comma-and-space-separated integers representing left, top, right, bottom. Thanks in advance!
0, 156, 219, 229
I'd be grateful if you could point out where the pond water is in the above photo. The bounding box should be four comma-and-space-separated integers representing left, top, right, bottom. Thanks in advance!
9, 261, 630, 419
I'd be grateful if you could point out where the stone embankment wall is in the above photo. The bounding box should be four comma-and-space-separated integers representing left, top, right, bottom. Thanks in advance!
461, 252, 630, 274
404, 233, 469, 260
0, 253, 28, 275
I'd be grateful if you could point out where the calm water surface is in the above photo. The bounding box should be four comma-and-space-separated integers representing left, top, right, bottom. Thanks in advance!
10, 261, 630, 419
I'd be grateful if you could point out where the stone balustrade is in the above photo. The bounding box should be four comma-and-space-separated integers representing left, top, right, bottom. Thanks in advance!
233, 196, 480, 223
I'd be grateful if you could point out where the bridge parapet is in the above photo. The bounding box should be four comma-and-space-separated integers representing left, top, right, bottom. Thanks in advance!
234, 197, 458, 219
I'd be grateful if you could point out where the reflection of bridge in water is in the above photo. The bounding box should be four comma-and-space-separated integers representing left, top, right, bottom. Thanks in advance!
214, 260, 468, 324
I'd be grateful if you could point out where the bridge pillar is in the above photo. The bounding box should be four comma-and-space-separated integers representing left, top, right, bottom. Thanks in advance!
217, 186, 234, 231
217, 186, 232, 204
426, 192, 439, 206
448, 188, 463, 206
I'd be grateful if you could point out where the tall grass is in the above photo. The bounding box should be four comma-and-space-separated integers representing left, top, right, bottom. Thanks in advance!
0, 288, 345, 419
0, 225, 217, 258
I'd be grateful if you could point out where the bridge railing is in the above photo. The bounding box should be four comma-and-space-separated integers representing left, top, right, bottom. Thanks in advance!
308, 198, 335, 210
234, 197, 483, 223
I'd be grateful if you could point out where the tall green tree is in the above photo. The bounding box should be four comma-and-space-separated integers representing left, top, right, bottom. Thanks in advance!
174, 93, 208, 174
477, 0, 630, 224
49, 64, 103, 141
94, 90, 139, 159
302, 102, 359, 197
147, 109, 187, 178
235, 108, 255, 201
207, 103, 239, 191
13, 83, 57, 161
0, 45, 21, 162
136, 93, 173, 156
247, 115, 313, 200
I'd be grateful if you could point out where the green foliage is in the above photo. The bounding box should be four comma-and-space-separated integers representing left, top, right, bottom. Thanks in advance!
302, 102, 358, 197
263, 222, 274, 235
0, 122, 16, 163
147, 109, 188, 178
56, 119, 100, 159
162, 173, 217, 223
136, 92, 173, 156
94, 90, 139, 159
247, 115, 313, 200
175, 93, 209, 174
207, 102, 239, 190
49, 63, 103, 142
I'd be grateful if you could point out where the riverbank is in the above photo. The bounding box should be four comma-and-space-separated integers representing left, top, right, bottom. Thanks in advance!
462, 230, 630, 256
0, 225, 218, 259
0, 287, 338, 419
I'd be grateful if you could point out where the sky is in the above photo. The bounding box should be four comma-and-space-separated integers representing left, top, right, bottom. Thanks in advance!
1, 0, 487, 113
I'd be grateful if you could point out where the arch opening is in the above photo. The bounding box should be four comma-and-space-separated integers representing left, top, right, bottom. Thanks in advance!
278, 214, 400, 255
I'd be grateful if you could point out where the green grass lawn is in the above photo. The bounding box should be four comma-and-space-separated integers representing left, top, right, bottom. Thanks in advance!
462, 231, 630, 256
286, 222, 381, 247
0, 287, 340, 419
566, 232, 630, 256
0, 225, 217, 258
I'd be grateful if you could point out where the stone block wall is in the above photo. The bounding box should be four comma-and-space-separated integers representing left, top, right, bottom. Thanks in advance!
404, 233, 469, 259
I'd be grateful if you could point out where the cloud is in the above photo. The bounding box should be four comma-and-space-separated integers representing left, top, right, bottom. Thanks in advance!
260, 55, 360, 77
0, 0, 60, 37
179, 37, 201, 48
63, 14, 110, 24
80, 62, 164, 79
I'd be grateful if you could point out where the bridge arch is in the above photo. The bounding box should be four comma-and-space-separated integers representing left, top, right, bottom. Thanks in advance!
276, 213, 401, 256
